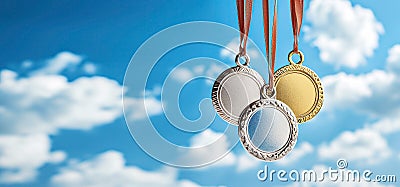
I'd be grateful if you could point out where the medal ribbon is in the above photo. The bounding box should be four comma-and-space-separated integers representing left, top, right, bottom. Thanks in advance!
236, 0, 253, 56
290, 0, 304, 53
262, 0, 278, 90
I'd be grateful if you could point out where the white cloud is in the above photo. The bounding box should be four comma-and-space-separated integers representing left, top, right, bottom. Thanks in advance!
236, 154, 260, 172
277, 142, 314, 166
0, 70, 123, 135
171, 68, 194, 83
182, 129, 260, 171
51, 150, 200, 187
32, 51, 83, 75
0, 56, 122, 183
21, 60, 33, 69
305, 0, 384, 68
321, 44, 400, 120
0, 134, 66, 183
83, 63, 97, 74
322, 70, 396, 116
318, 128, 391, 165
0, 52, 128, 184
370, 118, 400, 135
124, 86, 163, 121
0, 51, 169, 185
170, 64, 225, 84
220, 38, 259, 60
387, 44, 400, 63
387, 44, 400, 72
213, 152, 237, 168
182, 129, 236, 168
124, 96, 163, 121
318, 45, 400, 168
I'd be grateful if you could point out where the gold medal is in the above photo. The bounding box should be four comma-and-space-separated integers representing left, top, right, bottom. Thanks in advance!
274, 51, 323, 123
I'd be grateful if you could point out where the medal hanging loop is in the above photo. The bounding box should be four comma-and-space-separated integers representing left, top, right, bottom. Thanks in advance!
288, 50, 304, 65
262, 0, 278, 96
235, 53, 250, 67
289, 0, 304, 55
236, 0, 253, 64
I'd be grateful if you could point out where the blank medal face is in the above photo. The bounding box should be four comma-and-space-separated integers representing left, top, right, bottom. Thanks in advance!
212, 66, 265, 125
239, 99, 298, 161
274, 64, 323, 123
248, 108, 290, 152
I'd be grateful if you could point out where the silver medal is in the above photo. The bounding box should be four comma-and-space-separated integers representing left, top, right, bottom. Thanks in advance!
212, 54, 266, 125
238, 86, 298, 161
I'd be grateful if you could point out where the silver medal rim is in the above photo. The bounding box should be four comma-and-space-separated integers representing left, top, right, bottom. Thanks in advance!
238, 99, 298, 161
211, 65, 266, 125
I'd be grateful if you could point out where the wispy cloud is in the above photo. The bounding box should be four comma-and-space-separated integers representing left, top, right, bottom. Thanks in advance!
82, 62, 97, 74
170, 64, 225, 85
124, 86, 163, 121
180, 129, 260, 172
179, 129, 237, 168
51, 150, 200, 187
277, 142, 314, 166
220, 37, 260, 61
32, 51, 83, 75
387, 44, 400, 71
318, 128, 391, 165
236, 154, 260, 172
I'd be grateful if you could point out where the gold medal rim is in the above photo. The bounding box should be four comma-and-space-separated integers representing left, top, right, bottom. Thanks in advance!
274, 64, 324, 123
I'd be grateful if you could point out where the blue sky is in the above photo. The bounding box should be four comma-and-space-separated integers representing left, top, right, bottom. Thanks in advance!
1, 0, 400, 187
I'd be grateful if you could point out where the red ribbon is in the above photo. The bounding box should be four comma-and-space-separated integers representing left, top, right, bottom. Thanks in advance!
262, 0, 278, 89
290, 0, 304, 53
